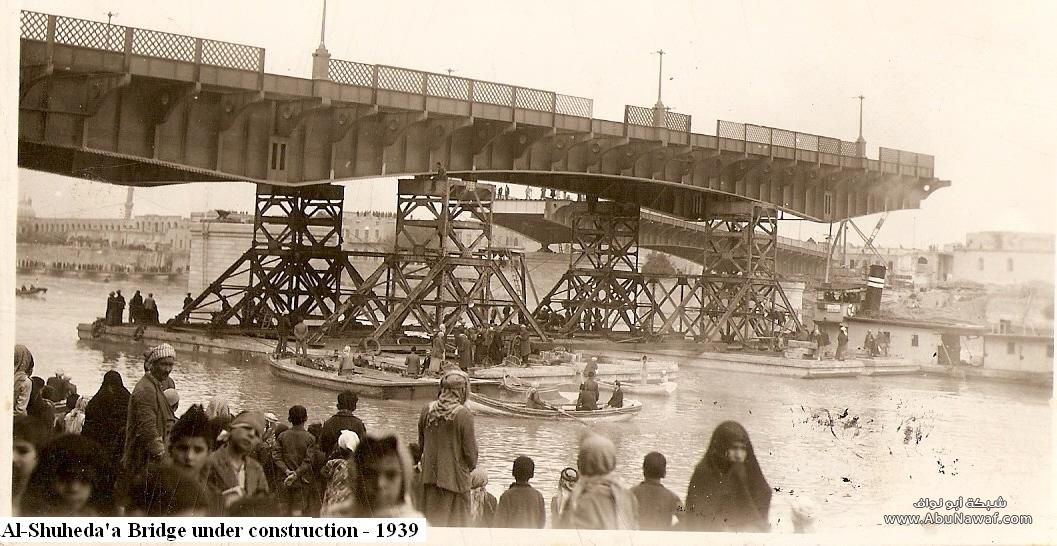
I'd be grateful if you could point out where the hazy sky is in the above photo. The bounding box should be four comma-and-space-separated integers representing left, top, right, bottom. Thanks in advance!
13, 0, 1057, 248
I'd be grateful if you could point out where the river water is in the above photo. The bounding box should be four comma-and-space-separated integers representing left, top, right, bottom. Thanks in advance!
14, 275, 1054, 530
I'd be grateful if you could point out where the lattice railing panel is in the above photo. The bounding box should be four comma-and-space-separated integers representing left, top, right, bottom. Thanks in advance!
202, 40, 261, 71
132, 28, 195, 62
329, 59, 373, 86
515, 88, 553, 111
718, 120, 746, 140
55, 16, 126, 52
20, 11, 47, 41
840, 141, 858, 157
426, 73, 471, 100
774, 128, 797, 148
746, 124, 771, 144
818, 136, 841, 155
556, 94, 592, 117
378, 66, 424, 94
625, 105, 654, 127
795, 133, 819, 152
473, 81, 514, 106
666, 111, 691, 132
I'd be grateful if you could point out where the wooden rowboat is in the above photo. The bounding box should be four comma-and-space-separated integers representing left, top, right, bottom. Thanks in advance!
596, 379, 678, 396
500, 374, 560, 395
15, 287, 48, 297
466, 393, 642, 422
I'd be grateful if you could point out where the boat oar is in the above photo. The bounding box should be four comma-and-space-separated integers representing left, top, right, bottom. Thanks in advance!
538, 398, 590, 427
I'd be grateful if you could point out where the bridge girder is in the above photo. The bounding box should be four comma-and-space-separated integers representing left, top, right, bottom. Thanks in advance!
17, 63, 946, 222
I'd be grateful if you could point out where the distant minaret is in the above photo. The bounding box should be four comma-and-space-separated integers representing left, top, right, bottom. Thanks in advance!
311, 0, 331, 80
854, 94, 866, 157
123, 187, 134, 219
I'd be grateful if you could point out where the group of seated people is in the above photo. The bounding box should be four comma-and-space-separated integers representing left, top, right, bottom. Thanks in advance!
523, 370, 624, 412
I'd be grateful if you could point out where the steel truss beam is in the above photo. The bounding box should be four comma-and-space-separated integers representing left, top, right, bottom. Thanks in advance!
311, 177, 546, 344
175, 184, 389, 330
535, 201, 801, 344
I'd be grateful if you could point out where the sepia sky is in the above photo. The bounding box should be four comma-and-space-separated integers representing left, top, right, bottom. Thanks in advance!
12, 0, 1057, 249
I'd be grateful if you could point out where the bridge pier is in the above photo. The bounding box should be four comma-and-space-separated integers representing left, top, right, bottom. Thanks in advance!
176, 184, 375, 329
310, 177, 546, 344
534, 198, 801, 344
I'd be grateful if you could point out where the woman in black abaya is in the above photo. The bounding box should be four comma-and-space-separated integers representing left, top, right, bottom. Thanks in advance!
683, 421, 772, 532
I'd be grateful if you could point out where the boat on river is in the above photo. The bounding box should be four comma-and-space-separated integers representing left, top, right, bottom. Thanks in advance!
596, 378, 678, 396
499, 374, 561, 395
265, 354, 498, 401
15, 287, 48, 297
466, 392, 642, 422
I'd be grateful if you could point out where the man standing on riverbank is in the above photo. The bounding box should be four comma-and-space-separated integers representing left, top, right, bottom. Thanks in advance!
123, 344, 177, 477
836, 325, 849, 361
419, 370, 478, 526
320, 390, 367, 456
115, 290, 126, 325
143, 293, 158, 324
293, 317, 309, 360
130, 290, 143, 324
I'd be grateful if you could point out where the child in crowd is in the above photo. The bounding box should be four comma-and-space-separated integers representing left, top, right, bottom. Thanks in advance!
127, 464, 215, 516
20, 434, 114, 516
276, 405, 317, 516
493, 455, 545, 528
468, 468, 497, 527
168, 404, 214, 481
204, 410, 269, 511
12, 416, 48, 515
630, 451, 683, 530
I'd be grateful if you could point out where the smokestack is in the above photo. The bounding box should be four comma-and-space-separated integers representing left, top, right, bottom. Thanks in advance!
863, 264, 886, 314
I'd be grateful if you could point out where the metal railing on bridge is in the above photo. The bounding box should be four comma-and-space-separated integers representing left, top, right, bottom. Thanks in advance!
20, 8, 938, 183
879, 147, 936, 179
19, 10, 265, 73
328, 58, 595, 118
623, 105, 693, 133
717, 120, 935, 178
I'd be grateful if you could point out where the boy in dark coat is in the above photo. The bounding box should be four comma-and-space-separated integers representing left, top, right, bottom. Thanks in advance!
631, 451, 683, 530
493, 455, 545, 528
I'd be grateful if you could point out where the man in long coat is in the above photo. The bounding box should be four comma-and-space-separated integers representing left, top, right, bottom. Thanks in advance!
123, 344, 177, 478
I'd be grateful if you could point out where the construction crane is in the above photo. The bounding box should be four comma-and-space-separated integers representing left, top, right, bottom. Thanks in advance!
863, 211, 889, 249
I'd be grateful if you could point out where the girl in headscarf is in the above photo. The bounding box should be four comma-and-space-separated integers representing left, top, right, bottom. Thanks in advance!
417, 370, 478, 527
558, 433, 638, 530
63, 396, 90, 434
683, 421, 772, 532
320, 430, 360, 514
550, 467, 579, 524
325, 431, 423, 518
14, 344, 34, 416
206, 397, 233, 429
468, 468, 497, 527
82, 370, 131, 474
20, 434, 116, 516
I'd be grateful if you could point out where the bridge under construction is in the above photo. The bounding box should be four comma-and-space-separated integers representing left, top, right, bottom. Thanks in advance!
18, 10, 950, 348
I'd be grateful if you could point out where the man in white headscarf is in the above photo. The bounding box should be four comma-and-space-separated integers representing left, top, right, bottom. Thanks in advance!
123, 343, 178, 475
418, 370, 477, 526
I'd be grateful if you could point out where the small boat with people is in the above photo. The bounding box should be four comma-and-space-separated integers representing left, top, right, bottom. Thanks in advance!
266, 353, 498, 400
15, 285, 47, 297
596, 378, 678, 396
466, 392, 642, 422
499, 374, 561, 395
